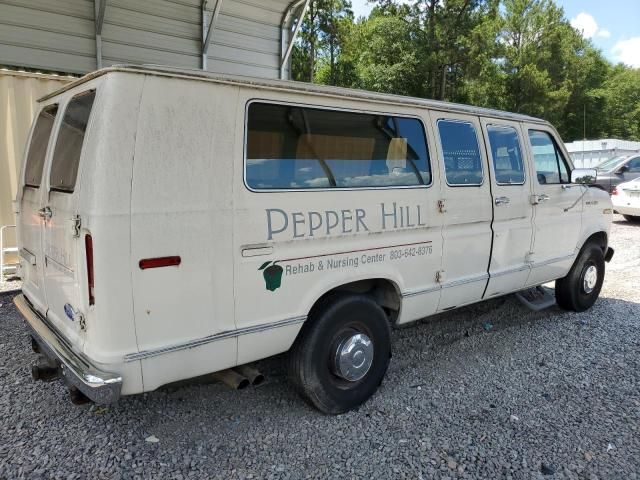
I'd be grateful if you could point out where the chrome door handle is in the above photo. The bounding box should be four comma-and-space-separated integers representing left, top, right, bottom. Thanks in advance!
531, 194, 550, 205
494, 196, 510, 206
37, 206, 52, 220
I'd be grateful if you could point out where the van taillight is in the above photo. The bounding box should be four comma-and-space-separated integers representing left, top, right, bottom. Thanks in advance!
85, 234, 95, 305
612, 187, 618, 196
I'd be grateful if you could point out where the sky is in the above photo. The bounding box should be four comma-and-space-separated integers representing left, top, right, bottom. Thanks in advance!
350, 0, 640, 67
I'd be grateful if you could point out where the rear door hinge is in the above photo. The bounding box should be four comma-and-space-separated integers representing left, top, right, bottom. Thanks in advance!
71, 215, 81, 238
437, 199, 446, 213
436, 270, 446, 283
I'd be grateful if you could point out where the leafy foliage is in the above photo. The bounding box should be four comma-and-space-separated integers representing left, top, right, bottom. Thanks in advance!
291, 0, 640, 142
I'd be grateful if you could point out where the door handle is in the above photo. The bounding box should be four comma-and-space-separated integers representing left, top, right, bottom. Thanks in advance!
494, 196, 510, 206
37, 206, 52, 220
531, 194, 550, 205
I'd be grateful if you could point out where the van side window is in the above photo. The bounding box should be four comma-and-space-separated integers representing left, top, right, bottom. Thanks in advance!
487, 125, 525, 185
24, 104, 59, 188
437, 119, 483, 186
528, 130, 570, 184
245, 102, 431, 189
49, 90, 96, 193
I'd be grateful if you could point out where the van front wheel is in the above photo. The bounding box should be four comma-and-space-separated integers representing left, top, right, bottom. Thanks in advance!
288, 294, 391, 414
555, 243, 605, 312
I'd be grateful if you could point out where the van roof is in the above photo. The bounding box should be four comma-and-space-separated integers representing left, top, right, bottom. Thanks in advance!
40, 64, 547, 125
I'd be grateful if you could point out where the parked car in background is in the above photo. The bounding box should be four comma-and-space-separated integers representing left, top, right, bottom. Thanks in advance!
612, 178, 640, 222
594, 155, 640, 193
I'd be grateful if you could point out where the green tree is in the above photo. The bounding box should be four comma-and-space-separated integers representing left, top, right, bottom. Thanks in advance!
291, 0, 640, 142
596, 66, 640, 140
292, 0, 353, 83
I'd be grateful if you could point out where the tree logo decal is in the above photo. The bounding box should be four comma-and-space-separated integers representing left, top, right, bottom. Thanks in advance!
258, 261, 283, 292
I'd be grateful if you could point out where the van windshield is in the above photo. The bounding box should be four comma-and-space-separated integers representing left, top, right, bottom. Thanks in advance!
24, 104, 59, 188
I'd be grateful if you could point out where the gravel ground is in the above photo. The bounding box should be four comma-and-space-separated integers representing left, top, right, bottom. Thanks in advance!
0, 276, 21, 294
1, 215, 639, 479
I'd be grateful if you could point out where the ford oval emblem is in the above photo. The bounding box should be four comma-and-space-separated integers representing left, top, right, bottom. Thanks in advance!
64, 303, 75, 321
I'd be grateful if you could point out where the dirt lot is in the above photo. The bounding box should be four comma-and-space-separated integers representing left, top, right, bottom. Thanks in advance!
1, 215, 639, 479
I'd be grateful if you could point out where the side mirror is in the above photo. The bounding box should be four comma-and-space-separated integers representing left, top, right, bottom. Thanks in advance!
571, 168, 597, 185
616, 164, 629, 173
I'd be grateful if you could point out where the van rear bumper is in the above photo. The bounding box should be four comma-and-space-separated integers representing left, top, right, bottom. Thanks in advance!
14, 294, 122, 404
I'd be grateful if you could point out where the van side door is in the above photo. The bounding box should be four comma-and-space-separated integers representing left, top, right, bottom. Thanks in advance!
480, 119, 534, 298
524, 125, 583, 285
429, 112, 493, 310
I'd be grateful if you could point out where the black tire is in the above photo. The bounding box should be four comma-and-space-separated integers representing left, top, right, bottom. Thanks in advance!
288, 293, 391, 414
623, 214, 640, 223
555, 243, 605, 312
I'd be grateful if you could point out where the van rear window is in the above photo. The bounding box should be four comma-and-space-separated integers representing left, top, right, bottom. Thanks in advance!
49, 90, 96, 193
246, 103, 431, 190
24, 104, 58, 188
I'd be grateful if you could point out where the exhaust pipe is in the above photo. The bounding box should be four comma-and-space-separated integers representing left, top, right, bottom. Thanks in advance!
69, 387, 91, 405
211, 369, 250, 390
233, 365, 265, 386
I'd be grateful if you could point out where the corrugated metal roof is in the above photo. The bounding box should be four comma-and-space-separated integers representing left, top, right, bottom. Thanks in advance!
0, 0, 295, 77
38, 64, 549, 124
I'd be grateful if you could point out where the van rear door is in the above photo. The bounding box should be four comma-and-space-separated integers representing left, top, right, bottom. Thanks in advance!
19, 103, 59, 316
42, 90, 96, 343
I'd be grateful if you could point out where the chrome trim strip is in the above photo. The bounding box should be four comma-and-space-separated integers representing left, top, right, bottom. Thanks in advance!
441, 273, 489, 289
19, 248, 36, 266
402, 285, 440, 298
489, 264, 530, 278
401, 273, 490, 298
125, 315, 307, 362
14, 294, 121, 404
530, 254, 575, 269
44, 255, 74, 275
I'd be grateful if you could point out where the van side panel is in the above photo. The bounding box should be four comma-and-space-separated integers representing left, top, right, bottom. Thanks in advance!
130, 76, 239, 391
79, 73, 145, 394
233, 91, 445, 365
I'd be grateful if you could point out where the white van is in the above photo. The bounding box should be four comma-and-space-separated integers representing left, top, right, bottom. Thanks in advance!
14, 65, 614, 413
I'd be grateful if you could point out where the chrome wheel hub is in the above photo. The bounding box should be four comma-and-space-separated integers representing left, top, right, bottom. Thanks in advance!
583, 265, 598, 294
333, 332, 374, 382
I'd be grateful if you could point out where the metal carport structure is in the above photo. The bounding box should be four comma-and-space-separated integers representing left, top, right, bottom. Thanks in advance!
0, 0, 309, 79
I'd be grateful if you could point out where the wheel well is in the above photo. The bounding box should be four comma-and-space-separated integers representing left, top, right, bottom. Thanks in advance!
584, 231, 607, 253
309, 279, 402, 325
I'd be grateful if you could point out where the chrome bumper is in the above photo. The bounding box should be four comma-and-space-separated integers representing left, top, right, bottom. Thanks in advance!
14, 294, 121, 404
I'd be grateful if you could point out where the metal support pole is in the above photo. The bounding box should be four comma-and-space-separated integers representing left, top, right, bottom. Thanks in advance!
202, 0, 224, 70
280, 0, 311, 79
94, 0, 107, 69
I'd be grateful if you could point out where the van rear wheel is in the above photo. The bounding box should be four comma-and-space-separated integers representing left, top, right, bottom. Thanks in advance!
288, 294, 391, 414
555, 243, 605, 312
